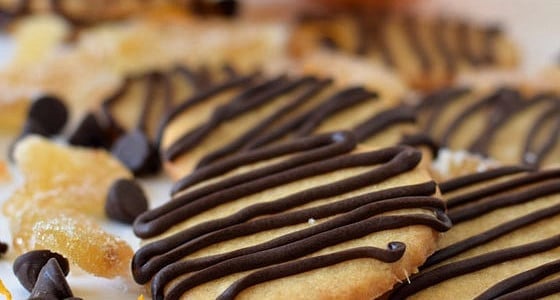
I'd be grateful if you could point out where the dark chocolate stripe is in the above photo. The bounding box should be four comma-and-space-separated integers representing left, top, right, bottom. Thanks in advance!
162, 212, 450, 299
135, 190, 440, 283
218, 244, 405, 300
154, 72, 256, 146
135, 145, 420, 240
469, 91, 548, 155
295, 87, 378, 136
388, 234, 560, 299
446, 168, 560, 210
480, 26, 502, 65
164, 76, 318, 161
441, 88, 520, 147
402, 16, 431, 72
352, 105, 416, 142
522, 101, 560, 166
424, 199, 560, 268
433, 18, 456, 74
133, 131, 448, 298
493, 277, 560, 300
476, 259, 560, 300
449, 178, 560, 223
439, 165, 531, 194
194, 78, 333, 168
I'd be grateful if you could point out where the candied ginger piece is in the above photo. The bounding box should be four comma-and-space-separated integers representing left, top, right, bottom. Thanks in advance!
13, 208, 133, 278
0, 279, 12, 300
8, 136, 131, 217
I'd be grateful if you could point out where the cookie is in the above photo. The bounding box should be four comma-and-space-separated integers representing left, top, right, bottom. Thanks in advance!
133, 131, 450, 299
289, 12, 518, 90
415, 86, 560, 168
159, 70, 436, 179
388, 166, 560, 299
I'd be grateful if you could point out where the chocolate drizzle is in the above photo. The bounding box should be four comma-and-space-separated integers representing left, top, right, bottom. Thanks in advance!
161, 70, 436, 173
295, 13, 507, 86
417, 87, 560, 167
388, 167, 560, 299
132, 132, 450, 299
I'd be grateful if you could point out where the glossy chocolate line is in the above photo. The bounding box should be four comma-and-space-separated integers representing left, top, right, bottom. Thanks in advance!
417, 87, 471, 133
439, 165, 531, 194
164, 76, 318, 161
294, 87, 378, 137
523, 102, 560, 166
469, 92, 549, 155
352, 105, 416, 142
135, 145, 420, 239
136, 73, 160, 132
440, 88, 520, 146
146, 188, 438, 290
194, 78, 333, 168
154, 72, 256, 146
139, 132, 357, 237
217, 244, 405, 300
493, 277, 560, 300
398, 133, 440, 158
171, 131, 355, 196
161, 212, 450, 299
475, 259, 560, 300
424, 199, 560, 268
433, 18, 457, 73
456, 22, 479, 66
244, 87, 376, 151
446, 168, 560, 209
449, 178, 560, 223
481, 26, 502, 65
135, 191, 440, 283
402, 16, 431, 72
388, 234, 560, 299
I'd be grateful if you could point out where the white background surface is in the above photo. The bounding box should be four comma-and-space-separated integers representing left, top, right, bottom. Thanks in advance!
0, 1, 559, 299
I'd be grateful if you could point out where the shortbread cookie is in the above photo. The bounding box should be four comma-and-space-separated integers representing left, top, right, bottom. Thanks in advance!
133, 132, 450, 299
159, 72, 436, 179
290, 12, 518, 90
389, 166, 560, 299
416, 86, 560, 168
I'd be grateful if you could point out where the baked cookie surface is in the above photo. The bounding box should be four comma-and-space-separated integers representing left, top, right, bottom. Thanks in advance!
389, 166, 560, 299
133, 132, 450, 299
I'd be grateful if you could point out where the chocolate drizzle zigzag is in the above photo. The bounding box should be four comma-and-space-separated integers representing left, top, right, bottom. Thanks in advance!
132, 132, 451, 299
388, 167, 560, 299
161, 71, 435, 176
416, 87, 560, 167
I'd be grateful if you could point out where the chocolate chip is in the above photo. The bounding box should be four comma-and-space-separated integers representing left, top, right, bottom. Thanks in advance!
28, 258, 74, 300
13, 250, 69, 292
0, 241, 7, 256
191, 0, 237, 17
28, 95, 69, 136
111, 130, 161, 176
68, 113, 112, 149
105, 178, 149, 224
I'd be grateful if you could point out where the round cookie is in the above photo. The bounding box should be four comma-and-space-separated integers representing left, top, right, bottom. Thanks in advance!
289, 12, 518, 90
133, 131, 451, 299
388, 166, 560, 299
415, 86, 560, 168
